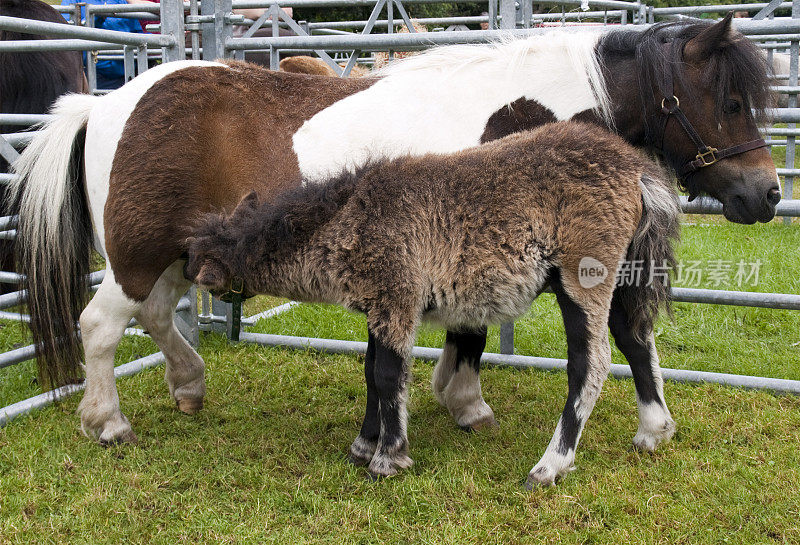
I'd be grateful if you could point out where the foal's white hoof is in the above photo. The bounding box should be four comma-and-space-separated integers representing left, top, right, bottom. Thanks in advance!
525, 462, 575, 489
367, 444, 414, 478
348, 436, 377, 467
368, 453, 414, 478
633, 418, 676, 452
454, 401, 498, 433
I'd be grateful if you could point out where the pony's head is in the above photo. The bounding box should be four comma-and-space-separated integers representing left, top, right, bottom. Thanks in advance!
614, 14, 780, 223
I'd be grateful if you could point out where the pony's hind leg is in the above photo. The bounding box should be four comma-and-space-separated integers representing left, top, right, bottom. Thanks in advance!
526, 273, 613, 488
431, 329, 497, 431
135, 261, 205, 414
349, 332, 379, 466
608, 295, 675, 451
78, 268, 142, 444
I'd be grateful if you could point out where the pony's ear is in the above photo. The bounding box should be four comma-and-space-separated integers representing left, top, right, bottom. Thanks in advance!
684, 12, 736, 63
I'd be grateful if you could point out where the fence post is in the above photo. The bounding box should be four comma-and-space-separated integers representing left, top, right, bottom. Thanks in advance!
175, 286, 200, 347
498, 0, 516, 30
161, 0, 186, 63
498, 0, 516, 354
201, 0, 232, 61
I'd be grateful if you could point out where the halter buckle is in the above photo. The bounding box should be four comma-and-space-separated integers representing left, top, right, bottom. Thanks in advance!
220, 277, 244, 303
660, 95, 680, 111
695, 147, 718, 166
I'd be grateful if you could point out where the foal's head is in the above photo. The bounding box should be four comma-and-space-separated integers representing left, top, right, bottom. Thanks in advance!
183, 193, 261, 295
606, 14, 779, 223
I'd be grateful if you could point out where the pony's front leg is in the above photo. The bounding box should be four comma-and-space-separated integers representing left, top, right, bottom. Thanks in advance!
349, 332, 379, 465
608, 296, 675, 451
432, 329, 497, 431
526, 277, 612, 488
77, 270, 142, 444
365, 325, 415, 478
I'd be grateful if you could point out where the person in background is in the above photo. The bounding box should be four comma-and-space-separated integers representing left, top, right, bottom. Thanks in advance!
60, 0, 153, 90
480, 11, 490, 30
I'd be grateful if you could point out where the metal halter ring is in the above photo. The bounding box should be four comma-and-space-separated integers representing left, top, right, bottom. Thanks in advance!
661, 95, 680, 109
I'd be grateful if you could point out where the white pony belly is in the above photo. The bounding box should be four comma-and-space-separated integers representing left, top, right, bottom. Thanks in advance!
83, 61, 227, 255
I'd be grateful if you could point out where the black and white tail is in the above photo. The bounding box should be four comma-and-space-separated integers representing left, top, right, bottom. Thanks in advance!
8, 93, 97, 389
617, 164, 681, 341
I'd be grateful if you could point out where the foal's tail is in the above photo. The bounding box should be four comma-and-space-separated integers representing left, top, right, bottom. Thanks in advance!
618, 165, 681, 341
8, 93, 97, 390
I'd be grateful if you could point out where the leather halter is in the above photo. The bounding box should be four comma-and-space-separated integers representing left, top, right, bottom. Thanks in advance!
653, 41, 766, 187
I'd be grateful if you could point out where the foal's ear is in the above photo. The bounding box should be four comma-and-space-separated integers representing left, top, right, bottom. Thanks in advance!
236, 191, 260, 212
684, 12, 736, 63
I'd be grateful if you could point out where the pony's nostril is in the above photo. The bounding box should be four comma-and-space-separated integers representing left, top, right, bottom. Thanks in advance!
767, 188, 782, 206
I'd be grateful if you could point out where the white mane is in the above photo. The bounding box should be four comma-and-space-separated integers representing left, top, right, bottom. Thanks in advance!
375, 31, 614, 127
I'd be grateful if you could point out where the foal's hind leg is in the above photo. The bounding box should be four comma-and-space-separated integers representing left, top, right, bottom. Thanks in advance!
135, 261, 205, 414
431, 329, 497, 431
78, 268, 142, 444
608, 296, 675, 451
526, 274, 613, 488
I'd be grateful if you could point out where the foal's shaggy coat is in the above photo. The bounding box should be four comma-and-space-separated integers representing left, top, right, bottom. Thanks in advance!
185, 122, 680, 484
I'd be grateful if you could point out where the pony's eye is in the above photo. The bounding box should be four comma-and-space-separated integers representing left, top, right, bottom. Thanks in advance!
723, 99, 742, 114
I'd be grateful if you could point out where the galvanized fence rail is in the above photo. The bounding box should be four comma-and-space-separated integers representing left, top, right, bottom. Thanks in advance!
0, 0, 798, 427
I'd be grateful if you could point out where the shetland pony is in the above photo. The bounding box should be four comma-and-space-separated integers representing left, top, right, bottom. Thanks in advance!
184, 122, 680, 485
10, 15, 778, 446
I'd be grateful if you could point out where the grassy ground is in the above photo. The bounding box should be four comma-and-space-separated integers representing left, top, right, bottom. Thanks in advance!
0, 213, 797, 543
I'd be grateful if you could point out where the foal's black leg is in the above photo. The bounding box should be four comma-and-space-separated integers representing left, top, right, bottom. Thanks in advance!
526, 274, 612, 488
608, 293, 675, 451
349, 332, 380, 466
431, 329, 497, 431
367, 335, 414, 478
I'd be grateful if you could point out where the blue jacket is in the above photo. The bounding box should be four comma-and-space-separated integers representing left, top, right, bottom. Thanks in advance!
61, 0, 143, 79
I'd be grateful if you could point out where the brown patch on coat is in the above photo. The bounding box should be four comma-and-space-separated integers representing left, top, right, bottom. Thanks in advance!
105, 60, 375, 301
480, 97, 558, 143
280, 56, 338, 77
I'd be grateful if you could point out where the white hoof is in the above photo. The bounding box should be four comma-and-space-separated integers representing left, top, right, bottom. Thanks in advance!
525, 461, 575, 489
633, 417, 676, 452
349, 436, 377, 466
78, 397, 137, 445
455, 400, 498, 432
368, 452, 414, 478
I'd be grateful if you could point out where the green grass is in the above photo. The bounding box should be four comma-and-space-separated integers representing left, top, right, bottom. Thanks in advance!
1, 174, 799, 544
0, 218, 797, 543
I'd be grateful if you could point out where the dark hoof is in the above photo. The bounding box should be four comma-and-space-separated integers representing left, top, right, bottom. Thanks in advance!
460, 416, 499, 433
176, 397, 204, 415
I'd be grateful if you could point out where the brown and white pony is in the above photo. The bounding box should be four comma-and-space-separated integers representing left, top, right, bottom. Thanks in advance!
184, 121, 680, 484
10, 15, 779, 447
